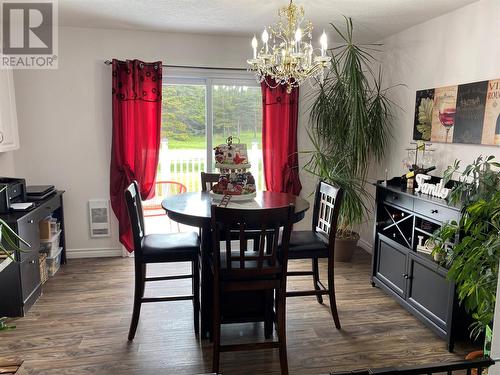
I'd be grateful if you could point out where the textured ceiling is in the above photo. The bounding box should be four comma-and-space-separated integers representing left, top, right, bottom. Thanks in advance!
59, 0, 478, 43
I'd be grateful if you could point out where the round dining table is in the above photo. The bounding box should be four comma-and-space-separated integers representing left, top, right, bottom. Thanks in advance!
162, 191, 310, 338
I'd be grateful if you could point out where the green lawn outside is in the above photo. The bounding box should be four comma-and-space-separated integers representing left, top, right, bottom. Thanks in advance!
165, 131, 262, 150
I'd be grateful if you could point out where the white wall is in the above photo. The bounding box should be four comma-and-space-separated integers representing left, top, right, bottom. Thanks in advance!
12, 26, 252, 257
0, 152, 16, 177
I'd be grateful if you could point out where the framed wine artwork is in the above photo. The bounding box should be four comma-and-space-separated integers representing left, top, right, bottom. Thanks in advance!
413, 78, 500, 146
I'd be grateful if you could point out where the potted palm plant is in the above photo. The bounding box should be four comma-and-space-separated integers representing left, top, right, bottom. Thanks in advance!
306, 17, 394, 261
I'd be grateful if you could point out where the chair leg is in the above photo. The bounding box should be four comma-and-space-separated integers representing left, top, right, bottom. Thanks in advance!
141, 264, 146, 298
264, 290, 273, 339
312, 258, 323, 304
192, 257, 200, 335
276, 288, 289, 375
327, 257, 341, 329
128, 263, 145, 341
212, 284, 221, 374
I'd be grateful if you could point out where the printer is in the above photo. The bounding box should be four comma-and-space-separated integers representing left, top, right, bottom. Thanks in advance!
0, 177, 27, 214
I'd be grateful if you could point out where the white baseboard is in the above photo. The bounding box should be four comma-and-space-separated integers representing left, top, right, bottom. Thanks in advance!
66, 247, 122, 259
357, 238, 373, 254
67, 241, 374, 259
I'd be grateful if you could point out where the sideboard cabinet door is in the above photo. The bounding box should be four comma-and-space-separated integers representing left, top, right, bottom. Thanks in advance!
0, 69, 19, 152
375, 235, 408, 298
406, 253, 452, 334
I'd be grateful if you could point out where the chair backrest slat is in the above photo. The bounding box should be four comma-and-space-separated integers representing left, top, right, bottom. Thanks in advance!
257, 227, 266, 268
211, 205, 294, 279
312, 181, 343, 250
225, 227, 232, 271
239, 223, 246, 268
125, 181, 146, 256
201, 172, 220, 192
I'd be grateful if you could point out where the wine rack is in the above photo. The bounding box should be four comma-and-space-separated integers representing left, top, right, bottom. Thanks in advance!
378, 204, 414, 248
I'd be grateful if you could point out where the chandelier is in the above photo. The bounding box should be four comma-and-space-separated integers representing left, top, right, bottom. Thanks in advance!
247, 0, 331, 93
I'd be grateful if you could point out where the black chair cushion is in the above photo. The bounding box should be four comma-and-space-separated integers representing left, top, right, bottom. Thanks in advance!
141, 232, 199, 263
287, 230, 329, 259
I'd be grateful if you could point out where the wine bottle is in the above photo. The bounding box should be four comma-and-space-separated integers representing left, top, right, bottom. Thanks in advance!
402, 165, 436, 180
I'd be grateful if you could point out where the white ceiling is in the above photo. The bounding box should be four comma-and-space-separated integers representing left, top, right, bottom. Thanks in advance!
59, 0, 478, 43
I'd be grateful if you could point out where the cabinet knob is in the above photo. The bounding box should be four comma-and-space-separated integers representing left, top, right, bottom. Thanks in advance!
431, 209, 438, 214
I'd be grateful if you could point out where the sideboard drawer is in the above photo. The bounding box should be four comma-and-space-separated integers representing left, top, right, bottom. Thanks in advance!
414, 199, 460, 224
17, 213, 41, 261
381, 189, 414, 211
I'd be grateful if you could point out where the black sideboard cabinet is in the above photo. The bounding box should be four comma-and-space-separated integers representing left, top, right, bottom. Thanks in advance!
371, 178, 468, 352
0, 191, 66, 317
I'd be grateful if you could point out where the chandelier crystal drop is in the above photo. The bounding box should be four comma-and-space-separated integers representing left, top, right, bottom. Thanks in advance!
247, 0, 331, 93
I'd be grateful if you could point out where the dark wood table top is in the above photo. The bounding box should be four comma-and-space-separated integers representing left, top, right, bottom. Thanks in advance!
162, 191, 310, 227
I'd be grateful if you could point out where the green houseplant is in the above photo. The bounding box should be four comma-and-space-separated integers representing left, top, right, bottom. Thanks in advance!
306, 17, 394, 261
0, 217, 29, 260
432, 155, 500, 340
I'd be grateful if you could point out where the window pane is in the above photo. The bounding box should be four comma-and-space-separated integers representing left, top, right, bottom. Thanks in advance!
212, 84, 264, 190
158, 83, 207, 192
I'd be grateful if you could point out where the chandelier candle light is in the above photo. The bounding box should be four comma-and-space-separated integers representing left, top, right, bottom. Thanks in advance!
247, 0, 331, 93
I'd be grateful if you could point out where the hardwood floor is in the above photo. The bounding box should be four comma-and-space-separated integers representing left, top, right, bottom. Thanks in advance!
0, 249, 473, 375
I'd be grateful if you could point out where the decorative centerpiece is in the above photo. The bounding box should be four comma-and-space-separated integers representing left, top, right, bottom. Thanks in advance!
210, 137, 257, 201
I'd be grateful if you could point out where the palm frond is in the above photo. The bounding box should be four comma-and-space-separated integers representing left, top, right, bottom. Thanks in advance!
306, 16, 395, 232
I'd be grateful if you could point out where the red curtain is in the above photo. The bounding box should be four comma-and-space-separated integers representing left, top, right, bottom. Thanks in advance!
110, 59, 162, 251
261, 80, 302, 195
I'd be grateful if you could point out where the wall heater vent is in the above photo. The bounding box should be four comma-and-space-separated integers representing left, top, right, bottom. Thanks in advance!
89, 199, 111, 238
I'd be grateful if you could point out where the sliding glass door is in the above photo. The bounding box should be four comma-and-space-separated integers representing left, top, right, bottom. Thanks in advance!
212, 81, 263, 190
158, 73, 263, 192
159, 78, 207, 192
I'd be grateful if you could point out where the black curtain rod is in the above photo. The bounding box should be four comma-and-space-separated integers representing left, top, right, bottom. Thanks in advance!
103, 59, 247, 71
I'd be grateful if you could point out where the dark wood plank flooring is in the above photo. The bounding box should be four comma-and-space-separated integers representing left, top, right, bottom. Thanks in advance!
0, 249, 472, 374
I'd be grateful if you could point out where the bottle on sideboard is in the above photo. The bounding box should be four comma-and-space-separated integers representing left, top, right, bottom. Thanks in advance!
401, 165, 436, 180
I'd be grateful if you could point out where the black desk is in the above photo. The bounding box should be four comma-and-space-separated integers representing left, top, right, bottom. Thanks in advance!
0, 191, 66, 316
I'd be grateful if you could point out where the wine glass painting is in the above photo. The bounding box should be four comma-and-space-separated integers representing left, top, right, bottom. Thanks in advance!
438, 98, 456, 143
426, 85, 458, 144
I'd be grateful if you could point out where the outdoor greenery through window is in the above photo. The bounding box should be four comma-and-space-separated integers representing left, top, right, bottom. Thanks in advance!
157, 74, 264, 192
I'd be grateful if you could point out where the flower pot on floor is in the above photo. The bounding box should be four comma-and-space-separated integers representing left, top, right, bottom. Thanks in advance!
334, 232, 359, 262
